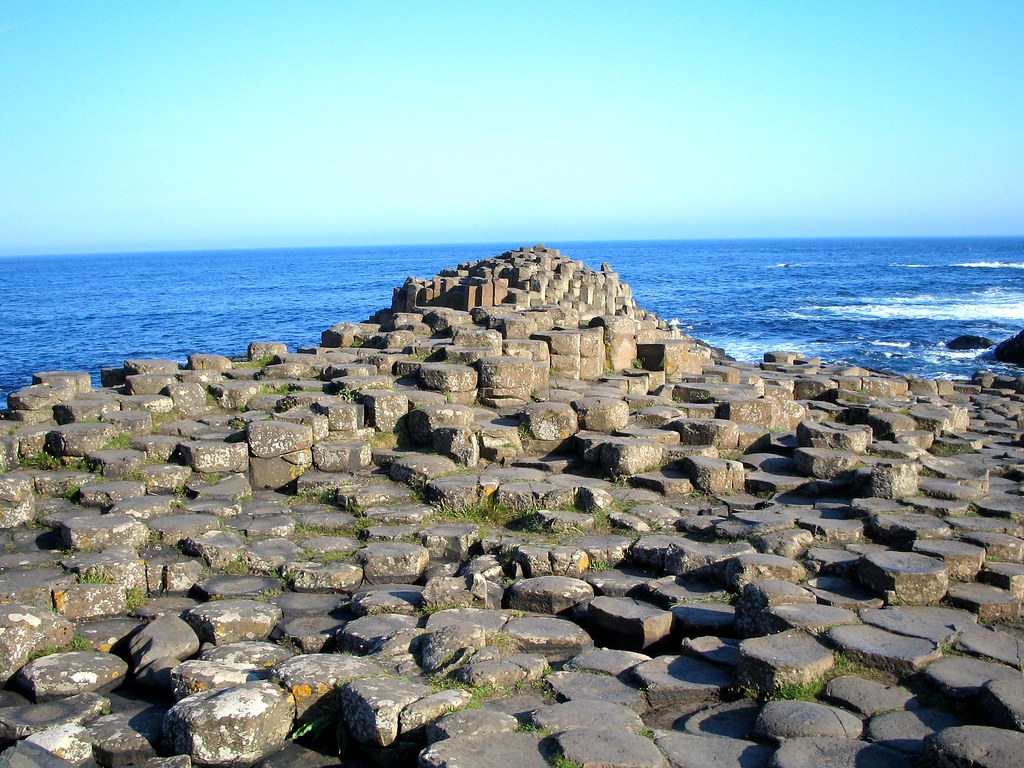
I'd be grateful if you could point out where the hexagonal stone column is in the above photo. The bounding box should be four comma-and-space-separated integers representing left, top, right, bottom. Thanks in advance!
356, 542, 430, 585
736, 630, 834, 696
858, 551, 949, 604
163, 680, 295, 766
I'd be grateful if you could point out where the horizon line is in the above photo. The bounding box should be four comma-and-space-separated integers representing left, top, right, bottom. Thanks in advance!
2, 232, 1023, 259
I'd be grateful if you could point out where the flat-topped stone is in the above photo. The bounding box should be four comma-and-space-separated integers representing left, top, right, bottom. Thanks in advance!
824, 675, 916, 716
184, 599, 283, 645
829, 623, 941, 676
769, 736, 905, 768
753, 699, 863, 741
736, 630, 834, 695
13, 651, 128, 702
866, 707, 961, 755
531, 698, 645, 733
925, 725, 1024, 768
859, 605, 976, 643
633, 654, 733, 711
554, 726, 668, 768
501, 616, 593, 662
652, 731, 773, 768
544, 670, 648, 713
587, 595, 675, 652
858, 550, 949, 604
923, 655, 1021, 699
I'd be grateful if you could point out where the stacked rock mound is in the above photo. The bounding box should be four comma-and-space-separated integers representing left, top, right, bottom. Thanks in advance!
386, 244, 653, 321
0, 248, 1023, 767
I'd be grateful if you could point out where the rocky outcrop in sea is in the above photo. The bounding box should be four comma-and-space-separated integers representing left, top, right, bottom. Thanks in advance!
1, 244, 1023, 767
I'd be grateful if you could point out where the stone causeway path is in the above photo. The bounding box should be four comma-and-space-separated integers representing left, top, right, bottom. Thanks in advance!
0, 244, 1023, 767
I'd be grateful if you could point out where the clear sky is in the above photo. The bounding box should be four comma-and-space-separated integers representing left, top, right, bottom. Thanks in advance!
1, 1, 1022, 255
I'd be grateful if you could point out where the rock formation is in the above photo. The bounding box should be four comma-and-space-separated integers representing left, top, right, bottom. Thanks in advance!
995, 329, 1024, 365
1, 246, 1023, 767
947, 334, 995, 351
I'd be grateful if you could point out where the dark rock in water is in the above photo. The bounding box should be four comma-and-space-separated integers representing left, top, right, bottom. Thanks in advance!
946, 334, 994, 351
994, 329, 1024, 364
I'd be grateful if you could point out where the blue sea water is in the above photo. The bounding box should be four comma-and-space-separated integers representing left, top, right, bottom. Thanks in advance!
2, 237, 1023, 401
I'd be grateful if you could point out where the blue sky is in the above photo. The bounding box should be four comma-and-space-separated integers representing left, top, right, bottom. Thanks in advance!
1, 1, 1021, 255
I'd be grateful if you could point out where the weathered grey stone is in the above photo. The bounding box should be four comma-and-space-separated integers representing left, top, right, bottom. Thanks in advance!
735, 630, 834, 695
177, 439, 251, 474
666, 540, 755, 580
185, 599, 283, 645
587, 596, 675, 652
163, 680, 296, 767
338, 676, 428, 747
531, 699, 645, 733
769, 736, 904, 768
310, 439, 371, 472
0, 604, 73, 684
823, 675, 916, 716
797, 420, 871, 452
978, 678, 1024, 732
388, 453, 460, 485
753, 699, 862, 741
633, 654, 732, 711
501, 616, 594, 662
555, 727, 668, 768
762, 602, 858, 636
21, 720, 96, 765
724, 553, 807, 591
349, 583, 422, 616
171, 659, 266, 700
923, 656, 1021, 699
13, 651, 127, 702
652, 731, 773, 768
246, 421, 313, 458
0, 739, 82, 767
563, 648, 651, 680
866, 707, 961, 755
407, 404, 475, 445
828, 624, 941, 676
337, 614, 419, 655
46, 423, 117, 458
517, 402, 578, 442
505, 576, 593, 616
860, 605, 975, 644
543, 670, 648, 713
202, 640, 294, 668
270, 653, 383, 722
356, 542, 430, 585
947, 582, 1021, 622
0, 692, 109, 742
419, 731, 548, 766
924, 725, 1024, 768
858, 550, 949, 604
398, 688, 473, 738
60, 514, 149, 551
0, 476, 35, 529
913, 539, 986, 581
282, 561, 363, 594
734, 579, 816, 638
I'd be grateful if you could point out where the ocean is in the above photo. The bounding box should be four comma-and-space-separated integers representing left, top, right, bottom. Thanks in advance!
2, 237, 1023, 401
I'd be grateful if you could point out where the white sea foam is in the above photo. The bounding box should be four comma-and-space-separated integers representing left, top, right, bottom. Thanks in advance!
869, 341, 911, 348
954, 261, 1024, 269
810, 291, 1024, 322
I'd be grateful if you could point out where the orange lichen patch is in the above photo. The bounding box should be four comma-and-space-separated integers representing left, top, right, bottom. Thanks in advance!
291, 683, 314, 703
289, 682, 332, 706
